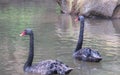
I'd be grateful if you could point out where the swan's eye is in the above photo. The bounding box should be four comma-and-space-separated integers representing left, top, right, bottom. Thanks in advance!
20, 31, 26, 36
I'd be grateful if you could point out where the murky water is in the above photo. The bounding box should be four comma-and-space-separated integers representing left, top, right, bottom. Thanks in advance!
0, 0, 120, 75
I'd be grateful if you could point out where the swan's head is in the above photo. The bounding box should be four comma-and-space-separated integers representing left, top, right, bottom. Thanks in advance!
20, 28, 33, 36
75, 16, 85, 22
78, 16, 84, 22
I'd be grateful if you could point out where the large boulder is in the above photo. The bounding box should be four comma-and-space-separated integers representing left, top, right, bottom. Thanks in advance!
56, 0, 120, 18
112, 5, 120, 18
117, 0, 120, 5
56, 0, 74, 13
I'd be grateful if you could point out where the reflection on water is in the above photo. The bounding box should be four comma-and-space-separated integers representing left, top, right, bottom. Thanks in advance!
56, 14, 120, 75
0, 0, 120, 75
73, 60, 102, 75
55, 14, 78, 41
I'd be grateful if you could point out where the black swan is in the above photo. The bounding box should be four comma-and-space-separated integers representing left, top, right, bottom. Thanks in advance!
73, 16, 102, 62
20, 28, 73, 75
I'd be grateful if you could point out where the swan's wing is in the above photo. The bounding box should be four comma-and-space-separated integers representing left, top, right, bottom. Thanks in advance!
29, 60, 72, 75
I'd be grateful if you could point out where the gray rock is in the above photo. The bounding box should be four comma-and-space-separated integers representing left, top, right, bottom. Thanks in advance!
56, 0, 120, 18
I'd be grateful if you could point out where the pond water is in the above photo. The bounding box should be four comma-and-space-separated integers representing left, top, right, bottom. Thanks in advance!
0, 0, 120, 75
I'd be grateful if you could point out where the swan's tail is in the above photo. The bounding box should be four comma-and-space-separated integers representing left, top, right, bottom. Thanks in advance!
65, 67, 73, 74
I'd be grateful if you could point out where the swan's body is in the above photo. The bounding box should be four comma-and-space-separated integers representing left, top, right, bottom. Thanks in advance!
73, 16, 102, 62
24, 59, 72, 75
20, 29, 72, 75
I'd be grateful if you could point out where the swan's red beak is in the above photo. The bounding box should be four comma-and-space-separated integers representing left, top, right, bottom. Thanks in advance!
74, 17, 79, 22
20, 31, 26, 36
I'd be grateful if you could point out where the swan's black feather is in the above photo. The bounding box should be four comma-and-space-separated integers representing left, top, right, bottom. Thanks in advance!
73, 16, 102, 62
20, 29, 73, 75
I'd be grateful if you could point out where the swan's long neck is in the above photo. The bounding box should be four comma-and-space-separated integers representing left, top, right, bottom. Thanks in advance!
24, 32, 34, 71
74, 19, 84, 52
